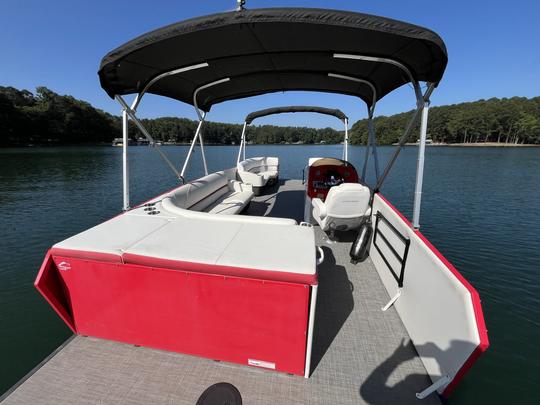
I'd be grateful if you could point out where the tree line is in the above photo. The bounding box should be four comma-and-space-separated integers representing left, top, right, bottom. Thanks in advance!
351, 96, 540, 145
1, 86, 539, 146
0, 86, 342, 146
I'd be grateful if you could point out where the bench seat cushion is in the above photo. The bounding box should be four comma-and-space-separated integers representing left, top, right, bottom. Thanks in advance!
123, 219, 317, 284
205, 190, 253, 215
259, 170, 278, 181
51, 215, 171, 262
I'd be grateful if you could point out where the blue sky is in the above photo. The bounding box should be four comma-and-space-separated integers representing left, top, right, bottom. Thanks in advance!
1, 0, 539, 129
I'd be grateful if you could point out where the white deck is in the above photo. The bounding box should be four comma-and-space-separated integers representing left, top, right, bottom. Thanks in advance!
1, 180, 441, 405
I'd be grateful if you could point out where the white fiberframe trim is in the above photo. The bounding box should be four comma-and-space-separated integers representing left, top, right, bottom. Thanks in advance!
304, 283, 318, 378
370, 194, 483, 396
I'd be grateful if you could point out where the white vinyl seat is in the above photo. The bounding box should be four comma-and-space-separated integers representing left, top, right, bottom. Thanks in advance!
312, 183, 371, 232
237, 157, 279, 194
205, 190, 254, 215
163, 171, 254, 215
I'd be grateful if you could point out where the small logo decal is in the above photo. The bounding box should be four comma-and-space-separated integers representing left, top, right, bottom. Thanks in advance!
248, 359, 276, 370
58, 261, 71, 271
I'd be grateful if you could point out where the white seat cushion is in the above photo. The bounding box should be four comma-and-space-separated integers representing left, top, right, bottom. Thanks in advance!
122, 217, 317, 284
170, 171, 229, 210
237, 157, 279, 187
205, 190, 253, 215
312, 182, 371, 231
163, 171, 254, 215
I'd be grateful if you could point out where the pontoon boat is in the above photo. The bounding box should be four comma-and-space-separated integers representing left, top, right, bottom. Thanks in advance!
13, 5, 489, 405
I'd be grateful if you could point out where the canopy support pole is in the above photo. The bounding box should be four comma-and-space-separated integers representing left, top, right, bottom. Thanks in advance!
374, 105, 422, 192
243, 136, 246, 161
181, 113, 206, 178
370, 117, 381, 181
121, 110, 130, 211
179, 77, 230, 179
198, 117, 208, 176
361, 120, 372, 182
373, 83, 435, 194
343, 118, 349, 161
116, 95, 184, 183
412, 83, 436, 229
237, 122, 247, 163
361, 106, 379, 183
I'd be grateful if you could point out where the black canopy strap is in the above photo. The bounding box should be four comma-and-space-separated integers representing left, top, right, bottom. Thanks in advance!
99, 8, 447, 111
361, 107, 379, 183
245, 106, 347, 125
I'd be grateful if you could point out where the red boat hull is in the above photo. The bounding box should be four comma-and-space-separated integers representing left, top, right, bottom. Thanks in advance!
35, 252, 312, 376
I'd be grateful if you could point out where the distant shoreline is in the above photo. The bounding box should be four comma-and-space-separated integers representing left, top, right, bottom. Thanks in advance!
438, 142, 540, 147
400, 142, 540, 147
3, 142, 540, 148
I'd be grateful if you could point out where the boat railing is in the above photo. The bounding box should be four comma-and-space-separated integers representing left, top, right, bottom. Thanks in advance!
370, 194, 489, 397
373, 211, 411, 289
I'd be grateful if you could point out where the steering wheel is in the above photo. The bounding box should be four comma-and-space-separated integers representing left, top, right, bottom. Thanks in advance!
324, 170, 344, 187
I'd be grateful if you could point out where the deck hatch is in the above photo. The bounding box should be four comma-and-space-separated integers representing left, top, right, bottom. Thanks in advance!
373, 211, 410, 288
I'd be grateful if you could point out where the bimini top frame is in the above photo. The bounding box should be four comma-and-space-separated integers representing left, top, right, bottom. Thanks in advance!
99, 8, 446, 111
238, 106, 350, 162
100, 6, 447, 229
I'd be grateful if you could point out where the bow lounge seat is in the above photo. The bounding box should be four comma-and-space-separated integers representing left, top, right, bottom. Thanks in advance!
237, 157, 279, 195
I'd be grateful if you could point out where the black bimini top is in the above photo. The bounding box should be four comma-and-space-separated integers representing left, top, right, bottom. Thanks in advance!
245, 106, 347, 124
99, 8, 447, 111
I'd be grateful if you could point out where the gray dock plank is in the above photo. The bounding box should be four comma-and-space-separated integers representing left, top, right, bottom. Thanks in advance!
2, 180, 441, 404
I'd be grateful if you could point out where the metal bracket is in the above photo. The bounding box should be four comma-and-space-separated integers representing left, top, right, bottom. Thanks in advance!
382, 288, 401, 311
416, 375, 451, 399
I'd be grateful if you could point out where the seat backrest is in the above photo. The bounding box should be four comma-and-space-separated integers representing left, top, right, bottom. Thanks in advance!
325, 183, 370, 218
238, 157, 279, 174
169, 172, 229, 211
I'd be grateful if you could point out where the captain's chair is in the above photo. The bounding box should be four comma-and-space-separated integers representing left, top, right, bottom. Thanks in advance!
312, 183, 371, 232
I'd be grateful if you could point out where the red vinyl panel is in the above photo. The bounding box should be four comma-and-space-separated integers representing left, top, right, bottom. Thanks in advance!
49, 255, 310, 376
34, 250, 76, 332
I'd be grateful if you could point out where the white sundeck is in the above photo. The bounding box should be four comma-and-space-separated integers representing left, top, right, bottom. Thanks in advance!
10, 4, 489, 405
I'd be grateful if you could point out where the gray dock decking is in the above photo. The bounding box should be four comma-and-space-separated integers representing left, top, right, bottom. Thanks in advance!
2, 180, 441, 404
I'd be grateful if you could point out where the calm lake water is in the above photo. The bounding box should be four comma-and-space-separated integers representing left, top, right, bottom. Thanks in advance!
0, 145, 539, 404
